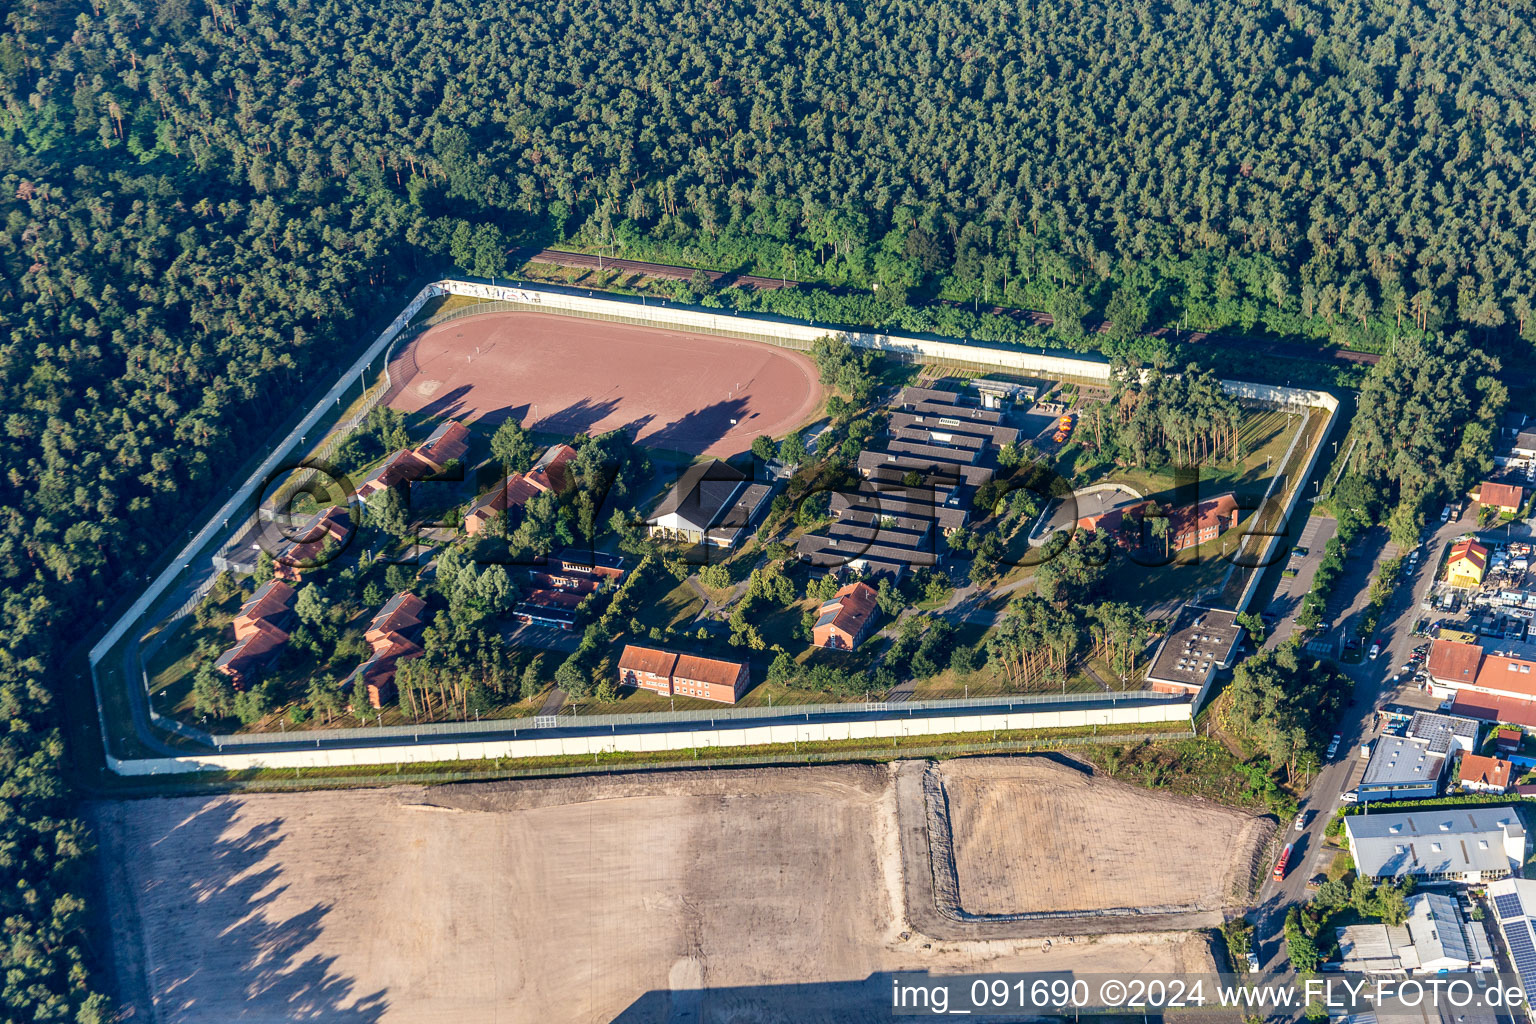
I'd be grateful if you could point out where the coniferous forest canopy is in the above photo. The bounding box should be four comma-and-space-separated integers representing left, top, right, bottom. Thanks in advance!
1, 0, 1535, 1015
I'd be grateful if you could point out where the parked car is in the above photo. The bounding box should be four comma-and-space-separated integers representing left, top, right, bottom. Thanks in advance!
1369, 642, 1382, 660
1245, 951, 1261, 974
1306, 874, 1326, 892
1327, 734, 1342, 758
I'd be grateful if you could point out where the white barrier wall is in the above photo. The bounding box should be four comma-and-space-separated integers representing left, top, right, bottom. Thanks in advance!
438, 280, 1117, 381
91, 274, 1334, 776
108, 699, 1192, 775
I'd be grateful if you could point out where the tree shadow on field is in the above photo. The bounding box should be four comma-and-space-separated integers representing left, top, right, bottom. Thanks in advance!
133, 800, 388, 1023
645, 398, 751, 455
529, 395, 623, 437
411, 384, 474, 423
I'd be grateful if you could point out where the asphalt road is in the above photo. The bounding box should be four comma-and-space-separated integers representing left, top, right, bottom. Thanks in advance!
1251, 507, 1477, 971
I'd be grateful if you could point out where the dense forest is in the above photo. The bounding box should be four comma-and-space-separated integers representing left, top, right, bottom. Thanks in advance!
1, 0, 1534, 1014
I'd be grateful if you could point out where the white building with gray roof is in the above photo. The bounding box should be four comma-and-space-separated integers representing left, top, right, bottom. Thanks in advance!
1344, 807, 1526, 883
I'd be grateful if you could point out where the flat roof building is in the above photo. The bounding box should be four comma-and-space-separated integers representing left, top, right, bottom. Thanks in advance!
1356, 735, 1447, 804
1143, 606, 1244, 707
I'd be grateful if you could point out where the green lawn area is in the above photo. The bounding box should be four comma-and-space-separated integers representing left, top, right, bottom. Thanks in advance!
627, 573, 708, 634
1108, 533, 1242, 611
1086, 407, 1298, 505
145, 585, 249, 719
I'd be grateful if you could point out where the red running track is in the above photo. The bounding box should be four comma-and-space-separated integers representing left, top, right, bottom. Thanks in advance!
388, 310, 824, 457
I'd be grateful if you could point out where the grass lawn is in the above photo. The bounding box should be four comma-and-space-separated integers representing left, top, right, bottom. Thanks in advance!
1087, 408, 1297, 505
145, 585, 249, 719
1109, 536, 1242, 613
629, 574, 708, 633
911, 662, 1105, 700
410, 292, 493, 325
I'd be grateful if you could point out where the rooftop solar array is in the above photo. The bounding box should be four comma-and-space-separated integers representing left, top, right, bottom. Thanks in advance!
1496, 891, 1525, 920
1508, 920, 1536, 976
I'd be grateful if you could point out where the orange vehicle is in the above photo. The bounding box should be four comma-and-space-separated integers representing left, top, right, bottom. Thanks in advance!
1272, 843, 1293, 881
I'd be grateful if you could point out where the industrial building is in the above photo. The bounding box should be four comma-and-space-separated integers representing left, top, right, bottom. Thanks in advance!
1344, 807, 1526, 883
1335, 892, 1492, 974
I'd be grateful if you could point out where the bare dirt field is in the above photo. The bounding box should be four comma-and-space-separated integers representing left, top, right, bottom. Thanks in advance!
92, 761, 1221, 1024
387, 310, 824, 457
939, 757, 1272, 917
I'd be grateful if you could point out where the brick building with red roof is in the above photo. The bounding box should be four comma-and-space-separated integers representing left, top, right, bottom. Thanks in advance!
1077, 493, 1240, 552
811, 582, 881, 651
464, 443, 579, 536
617, 645, 750, 704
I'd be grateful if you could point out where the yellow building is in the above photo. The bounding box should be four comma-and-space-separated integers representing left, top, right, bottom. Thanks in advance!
1446, 539, 1489, 589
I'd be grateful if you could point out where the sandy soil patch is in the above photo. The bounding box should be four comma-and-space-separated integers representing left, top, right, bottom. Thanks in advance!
92, 762, 1220, 1024
940, 757, 1271, 916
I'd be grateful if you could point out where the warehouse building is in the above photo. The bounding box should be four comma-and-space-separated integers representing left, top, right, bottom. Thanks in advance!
1344, 807, 1526, 883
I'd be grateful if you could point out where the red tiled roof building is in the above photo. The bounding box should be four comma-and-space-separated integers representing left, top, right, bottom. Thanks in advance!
811, 582, 881, 651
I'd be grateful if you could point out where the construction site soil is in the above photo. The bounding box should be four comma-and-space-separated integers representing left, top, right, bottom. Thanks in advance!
91, 758, 1255, 1024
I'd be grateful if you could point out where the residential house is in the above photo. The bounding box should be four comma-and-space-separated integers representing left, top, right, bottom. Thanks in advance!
215, 580, 296, 689
1477, 481, 1526, 517
213, 622, 289, 690
812, 582, 881, 651
352, 592, 428, 707
617, 645, 750, 704
272, 506, 351, 581
1447, 539, 1490, 589
464, 443, 578, 535
1496, 727, 1524, 753
232, 580, 296, 640
1459, 753, 1514, 794
415, 420, 470, 469
356, 419, 469, 504
1515, 430, 1536, 462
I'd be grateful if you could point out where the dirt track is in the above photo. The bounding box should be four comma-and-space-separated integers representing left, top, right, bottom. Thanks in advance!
91, 761, 1225, 1024
388, 310, 823, 457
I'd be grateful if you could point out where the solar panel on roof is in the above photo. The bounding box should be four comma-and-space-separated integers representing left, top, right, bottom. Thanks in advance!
1496, 892, 1525, 920
1507, 921, 1536, 977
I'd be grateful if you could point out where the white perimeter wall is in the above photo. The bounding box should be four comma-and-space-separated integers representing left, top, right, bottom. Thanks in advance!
109, 700, 1192, 775
91, 275, 1335, 775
